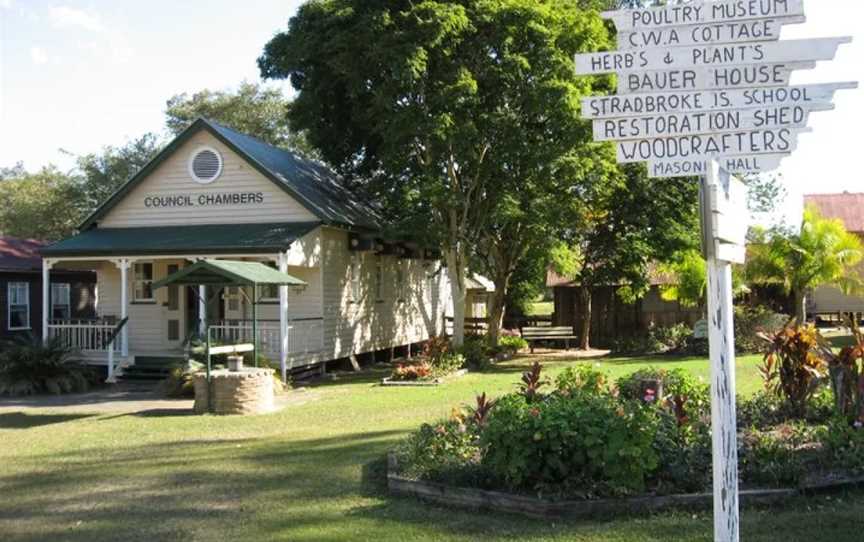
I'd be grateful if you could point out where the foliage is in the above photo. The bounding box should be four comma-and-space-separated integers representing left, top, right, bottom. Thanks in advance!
617, 368, 710, 424
431, 353, 466, 378
0, 336, 96, 396
73, 133, 163, 213
391, 362, 433, 382
162, 360, 205, 398
471, 392, 497, 428
459, 335, 492, 371
0, 166, 84, 240
481, 392, 661, 496
423, 336, 452, 365
746, 206, 863, 321
498, 334, 528, 354
761, 324, 828, 416
658, 250, 708, 309
555, 364, 608, 396
395, 416, 485, 486
818, 314, 864, 421
739, 423, 815, 486
734, 305, 789, 354
518, 362, 548, 403
165, 81, 315, 156
611, 323, 693, 355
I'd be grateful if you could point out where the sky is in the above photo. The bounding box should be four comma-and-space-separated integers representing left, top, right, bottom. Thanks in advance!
1, 0, 862, 226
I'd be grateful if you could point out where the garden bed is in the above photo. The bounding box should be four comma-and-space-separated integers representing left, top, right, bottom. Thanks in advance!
386, 452, 805, 520
381, 369, 469, 387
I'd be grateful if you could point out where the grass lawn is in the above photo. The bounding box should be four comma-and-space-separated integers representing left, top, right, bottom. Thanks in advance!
3, 353, 864, 541
527, 301, 554, 316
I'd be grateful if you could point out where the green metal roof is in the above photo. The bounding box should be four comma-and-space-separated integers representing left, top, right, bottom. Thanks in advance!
79, 118, 381, 231
41, 222, 319, 257
152, 260, 306, 289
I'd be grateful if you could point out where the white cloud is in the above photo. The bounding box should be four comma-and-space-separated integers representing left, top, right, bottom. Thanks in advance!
0, 0, 13, 11
30, 47, 48, 65
49, 6, 104, 32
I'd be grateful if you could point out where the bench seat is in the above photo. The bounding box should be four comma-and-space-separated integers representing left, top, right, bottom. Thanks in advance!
520, 326, 579, 352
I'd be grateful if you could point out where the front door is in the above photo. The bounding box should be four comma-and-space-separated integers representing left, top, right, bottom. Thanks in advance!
165, 263, 183, 348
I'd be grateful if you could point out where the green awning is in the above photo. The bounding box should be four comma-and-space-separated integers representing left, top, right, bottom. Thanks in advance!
152, 259, 306, 289
41, 222, 320, 258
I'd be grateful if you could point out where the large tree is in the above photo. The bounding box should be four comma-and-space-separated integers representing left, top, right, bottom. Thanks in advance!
259, 0, 611, 345
73, 133, 163, 213
165, 81, 315, 156
560, 165, 700, 350
0, 166, 82, 241
746, 206, 863, 322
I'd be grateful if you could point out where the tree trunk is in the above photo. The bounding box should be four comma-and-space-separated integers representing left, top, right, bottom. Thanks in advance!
487, 279, 508, 346
794, 289, 807, 324
445, 249, 467, 347
579, 286, 592, 351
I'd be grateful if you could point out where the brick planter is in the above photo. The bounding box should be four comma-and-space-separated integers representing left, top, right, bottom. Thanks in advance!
193, 368, 275, 415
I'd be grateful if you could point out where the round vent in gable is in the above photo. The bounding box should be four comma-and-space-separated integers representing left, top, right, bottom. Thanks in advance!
188, 147, 223, 184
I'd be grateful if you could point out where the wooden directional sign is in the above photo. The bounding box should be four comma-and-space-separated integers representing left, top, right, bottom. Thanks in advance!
616, 127, 806, 163
575, 2, 857, 539
618, 16, 805, 50
617, 61, 814, 94
576, 37, 850, 75
647, 153, 787, 179
602, 0, 805, 31
594, 104, 824, 141
583, 82, 858, 119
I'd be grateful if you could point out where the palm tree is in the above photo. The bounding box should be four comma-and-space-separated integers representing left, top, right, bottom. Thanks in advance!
746, 206, 863, 322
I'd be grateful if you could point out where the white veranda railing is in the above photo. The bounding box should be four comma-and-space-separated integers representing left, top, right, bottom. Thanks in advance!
208, 319, 324, 361
47, 319, 124, 354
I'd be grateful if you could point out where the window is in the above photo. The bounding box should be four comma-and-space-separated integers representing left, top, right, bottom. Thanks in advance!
260, 262, 280, 301
226, 287, 240, 312
51, 283, 71, 320
374, 256, 384, 301
7, 282, 30, 330
349, 254, 361, 302
133, 263, 154, 302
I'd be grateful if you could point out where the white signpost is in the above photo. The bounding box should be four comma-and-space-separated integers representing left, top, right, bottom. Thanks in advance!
575, 1, 857, 540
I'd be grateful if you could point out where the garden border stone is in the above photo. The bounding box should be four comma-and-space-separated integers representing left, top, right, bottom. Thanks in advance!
380, 369, 469, 387
386, 453, 864, 520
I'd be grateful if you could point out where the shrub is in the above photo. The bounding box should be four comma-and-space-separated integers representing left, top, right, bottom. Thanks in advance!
499, 334, 528, 354
162, 360, 205, 398
395, 417, 485, 485
617, 368, 710, 424
611, 323, 693, 355
740, 422, 820, 486
0, 336, 96, 396
518, 361, 548, 402
735, 306, 789, 354
555, 364, 607, 396
820, 314, 864, 421
761, 324, 828, 417
423, 335, 451, 363
481, 393, 661, 496
459, 335, 491, 371
651, 412, 712, 493
391, 362, 433, 381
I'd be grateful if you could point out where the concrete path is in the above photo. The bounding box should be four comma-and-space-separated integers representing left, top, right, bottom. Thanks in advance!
0, 383, 317, 415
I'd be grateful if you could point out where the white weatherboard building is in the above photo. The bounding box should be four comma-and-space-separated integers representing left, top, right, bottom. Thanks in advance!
42, 119, 455, 374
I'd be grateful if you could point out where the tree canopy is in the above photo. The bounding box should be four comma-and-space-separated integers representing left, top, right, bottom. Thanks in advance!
746, 206, 863, 321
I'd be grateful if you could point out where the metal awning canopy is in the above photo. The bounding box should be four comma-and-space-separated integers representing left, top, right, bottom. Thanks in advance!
152, 259, 306, 290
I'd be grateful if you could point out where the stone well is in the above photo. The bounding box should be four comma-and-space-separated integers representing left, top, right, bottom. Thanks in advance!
193, 368, 275, 415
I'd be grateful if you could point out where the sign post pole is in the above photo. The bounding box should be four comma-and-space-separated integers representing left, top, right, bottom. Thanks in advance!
703, 163, 740, 542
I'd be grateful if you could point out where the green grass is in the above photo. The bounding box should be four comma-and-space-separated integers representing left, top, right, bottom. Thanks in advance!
527, 301, 554, 316
2, 353, 864, 541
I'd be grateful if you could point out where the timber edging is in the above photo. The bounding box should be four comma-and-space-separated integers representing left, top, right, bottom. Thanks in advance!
380, 369, 469, 387
386, 453, 864, 520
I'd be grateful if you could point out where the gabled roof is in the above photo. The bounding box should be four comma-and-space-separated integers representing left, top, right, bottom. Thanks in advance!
153, 260, 306, 289
0, 237, 46, 272
41, 222, 319, 258
80, 118, 381, 231
804, 192, 864, 233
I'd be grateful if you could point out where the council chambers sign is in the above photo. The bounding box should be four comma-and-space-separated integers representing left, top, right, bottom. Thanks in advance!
575, 0, 857, 179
